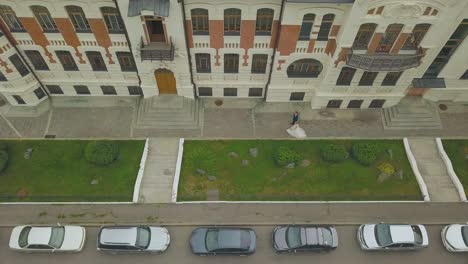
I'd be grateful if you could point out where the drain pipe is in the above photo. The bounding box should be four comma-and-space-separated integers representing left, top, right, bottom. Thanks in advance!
178, 0, 197, 98
264, 0, 286, 101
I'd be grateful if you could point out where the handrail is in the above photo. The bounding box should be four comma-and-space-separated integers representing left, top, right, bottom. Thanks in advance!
346, 47, 423, 71
140, 37, 175, 61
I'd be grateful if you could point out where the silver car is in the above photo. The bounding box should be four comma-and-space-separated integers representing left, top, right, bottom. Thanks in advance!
358, 223, 429, 250
97, 226, 170, 253
272, 225, 338, 253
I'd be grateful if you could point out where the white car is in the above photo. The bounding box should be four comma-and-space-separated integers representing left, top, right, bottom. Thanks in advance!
9, 225, 86, 252
357, 223, 428, 250
97, 226, 170, 253
441, 224, 468, 252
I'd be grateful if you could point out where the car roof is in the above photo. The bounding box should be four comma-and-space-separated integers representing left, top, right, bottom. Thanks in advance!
217, 229, 243, 249
304, 227, 321, 245
389, 225, 415, 243
100, 227, 137, 245
28, 227, 51, 245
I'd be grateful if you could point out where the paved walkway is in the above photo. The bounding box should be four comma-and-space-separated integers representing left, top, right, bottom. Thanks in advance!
139, 138, 179, 203
407, 138, 460, 202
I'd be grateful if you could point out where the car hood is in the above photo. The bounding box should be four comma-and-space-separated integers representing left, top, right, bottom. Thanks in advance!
361, 224, 379, 249
9, 226, 24, 249
444, 225, 468, 250
273, 227, 289, 250
61, 226, 86, 251
147, 227, 170, 251
190, 228, 208, 254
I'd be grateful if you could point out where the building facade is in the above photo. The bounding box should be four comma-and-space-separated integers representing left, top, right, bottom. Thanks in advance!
0, 0, 467, 111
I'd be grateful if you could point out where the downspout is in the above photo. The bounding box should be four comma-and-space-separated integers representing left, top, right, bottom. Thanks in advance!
264, 0, 286, 101
178, 0, 197, 98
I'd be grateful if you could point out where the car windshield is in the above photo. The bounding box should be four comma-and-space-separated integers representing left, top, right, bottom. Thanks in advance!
412, 225, 423, 244
321, 228, 333, 246
461, 226, 468, 246
48, 227, 65, 249
136, 227, 151, 249
205, 229, 219, 251
375, 224, 393, 247
286, 227, 303, 249
18, 226, 31, 248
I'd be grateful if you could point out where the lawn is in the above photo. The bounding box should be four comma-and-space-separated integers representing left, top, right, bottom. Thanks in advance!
0, 140, 145, 202
178, 140, 421, 201
443, 140, 468, 197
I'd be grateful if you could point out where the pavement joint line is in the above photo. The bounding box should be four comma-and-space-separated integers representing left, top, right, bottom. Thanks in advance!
43, 107, 54, 137
0, 111, 22, 138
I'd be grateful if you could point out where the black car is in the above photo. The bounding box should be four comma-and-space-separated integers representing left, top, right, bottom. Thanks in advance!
189, 227, 256, 256
272, 225, 338, 253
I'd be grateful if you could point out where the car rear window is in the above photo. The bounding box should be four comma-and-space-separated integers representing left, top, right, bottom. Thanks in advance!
19, 226, 31, 248
205, 229, 219, 251
375, 224, 392, 247
240, 230, 251, 249
49, 227, 65, 248
136, 227, 150, 249
286, 227, 302, 248
321, 228, 333, 246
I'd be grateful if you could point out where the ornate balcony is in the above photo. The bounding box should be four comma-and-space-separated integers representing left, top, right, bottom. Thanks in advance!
346, 48, 424, 71
140, 38, 174, 61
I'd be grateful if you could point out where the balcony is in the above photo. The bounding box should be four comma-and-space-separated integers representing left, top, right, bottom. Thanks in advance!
140, 39, 174, 61
346, 48, 424, 71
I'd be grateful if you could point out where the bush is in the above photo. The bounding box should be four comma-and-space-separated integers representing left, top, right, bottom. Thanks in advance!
352, 142, 377, 166
85, 141, 120, 166
274, 146, 301, 166
377, 162, 395, 175
320, 143, 349, 163
0, 150, 8, 173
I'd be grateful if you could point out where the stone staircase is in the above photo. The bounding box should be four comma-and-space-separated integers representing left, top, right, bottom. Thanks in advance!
135, 95, 202, 130
382, 96, 442, 130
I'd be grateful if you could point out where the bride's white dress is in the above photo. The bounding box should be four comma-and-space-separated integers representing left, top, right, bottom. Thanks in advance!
286, 124, 307, 138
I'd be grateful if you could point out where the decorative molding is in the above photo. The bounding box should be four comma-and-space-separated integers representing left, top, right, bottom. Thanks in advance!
382, 4, 424, 18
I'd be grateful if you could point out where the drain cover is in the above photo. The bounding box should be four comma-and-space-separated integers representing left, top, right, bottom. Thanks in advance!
439, 104, 448, 111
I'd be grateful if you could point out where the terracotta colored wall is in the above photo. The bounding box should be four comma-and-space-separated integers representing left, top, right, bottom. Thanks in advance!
55, 18, 85, 63
209, 20, 223, 66
407, 87, 427, 96
18, 17, 55, 63
330, 25, 340, 37
240, 20, 255, 66
269, 20, 279, 48
89, 19, 114, 64
367, 33, 383, 54
185, 20, 194, 48
277, 25, 300, 56
390, 33, 410, 54
334, 47, 350, 67
307, 39, 315, 53
325, 39, 337, 56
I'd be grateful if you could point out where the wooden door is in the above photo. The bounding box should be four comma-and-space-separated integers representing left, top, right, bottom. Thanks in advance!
155, 69, 177, 94
147, 20, 165, 42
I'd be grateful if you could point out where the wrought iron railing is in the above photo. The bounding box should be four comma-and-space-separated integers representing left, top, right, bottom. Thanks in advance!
140, 37, 175, 61
346, 48, 424, 71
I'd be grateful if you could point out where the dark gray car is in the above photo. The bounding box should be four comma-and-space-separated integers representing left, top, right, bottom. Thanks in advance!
272, 226, 338, 253
189, 227, 256, 256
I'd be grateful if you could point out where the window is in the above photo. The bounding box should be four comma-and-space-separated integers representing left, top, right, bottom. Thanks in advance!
0, 70, 7, 81
65, 6, 91, 33
256, 8, 274, 35
289, 92, 305, 101
352, 23, 377, 50
13, 95, 25, 105
0, 5, 25, 32
382, 72, 402, 86
224, 88, 237, 96
86, 51, 107, 71
347, 100, 363, 108
34, 87, 46, 99
377, 24, 403, 53
336, 67, 356, 86
56, 51, 78, 71
224, 8, 241, 35
249, 88, 263, 97
101, 7, 124, 34
299, 14, 315, 40
195, 53, 211, 73
116, 52, 136, 72
49, 227, 65, 249
128, 86, 143, 95
359, 71, 378, 86
251, 54, 268, 74
101, 85, 116, 95
327, 100, 342, 108
9, 54, 29, 77
317, 14, 335, 41
369, 99, 385, 108
46, 85, 63, 94
402, 24, 431, 50
287, 59, 323, 78
198, 87, 212, 96
191, 9, 209, 35
74, 85, 90, 95
461, 70, 468, 80
31, 6, 58, 32
224, 54, 239, 73
25, 50, 49, 71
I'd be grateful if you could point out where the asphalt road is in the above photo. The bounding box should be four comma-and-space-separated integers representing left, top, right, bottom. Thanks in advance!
0, 225, 466, 264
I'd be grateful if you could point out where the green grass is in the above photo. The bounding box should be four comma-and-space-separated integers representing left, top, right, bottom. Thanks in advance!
443, 140, 468, 197
0, 140, 145, 202
178, 140, 421, 201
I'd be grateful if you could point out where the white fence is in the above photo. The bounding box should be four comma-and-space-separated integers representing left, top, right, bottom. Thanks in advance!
171, 138, 185, 203
403, 138, 430, 202
132, 138, 150, 203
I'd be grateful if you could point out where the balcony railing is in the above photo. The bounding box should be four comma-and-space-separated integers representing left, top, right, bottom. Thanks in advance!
346, 48, 424, 71
140, 38, 174, 61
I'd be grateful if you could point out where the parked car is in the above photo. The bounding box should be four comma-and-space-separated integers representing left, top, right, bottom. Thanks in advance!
272, 225, 338, 253
190, 227, 256, 256
97, 226, 170, 253
441, 224, 468, 252
357, 223, 428, 250
9, 225, 86, 252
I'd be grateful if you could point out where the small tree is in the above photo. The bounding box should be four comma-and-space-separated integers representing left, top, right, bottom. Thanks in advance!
320, 143, 349, 163
352, 142, 377, 166
85, 141, 120, 166
274, 146, 301, 167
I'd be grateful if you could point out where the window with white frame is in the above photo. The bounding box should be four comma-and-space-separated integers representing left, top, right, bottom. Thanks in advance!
31, 6, 58, 32
101, 7, 124, 34
65, 6, 91, 33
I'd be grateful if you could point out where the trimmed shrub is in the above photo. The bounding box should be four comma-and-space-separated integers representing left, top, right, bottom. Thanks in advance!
352, 142, 377, 166
320, 143, 349, 163
85, 141, 120, 166
0, 150, 8, 173
377, 162, 395, 176
274, 146, 301, 167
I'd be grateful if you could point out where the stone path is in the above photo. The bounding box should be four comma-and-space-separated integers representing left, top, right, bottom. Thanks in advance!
138, 138, 179, 203
407, 138, 460, 202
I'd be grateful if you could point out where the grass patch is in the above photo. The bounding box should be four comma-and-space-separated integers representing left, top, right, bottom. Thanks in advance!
178, 140, 421, 201
443, 140, 468, 197
0, 140, 145, 202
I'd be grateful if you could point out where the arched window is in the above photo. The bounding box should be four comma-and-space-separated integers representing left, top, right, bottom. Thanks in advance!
377, 23, 403, 53
317, 14, 335, 41
256, 8, 273, 35
101, 7, 124, 34
191, 8, 209, 35
0, 5, 25, 32
299, 14, 315, 40
65, 5, 91, 33
352, 23, 377, 50
224, 8, 241, 35
31, 6, 57, 32
402, 23, 431, 50
287, 59, 323, 78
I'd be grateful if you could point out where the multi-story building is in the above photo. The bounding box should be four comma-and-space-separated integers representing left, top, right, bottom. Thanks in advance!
0, 0, 467, 112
